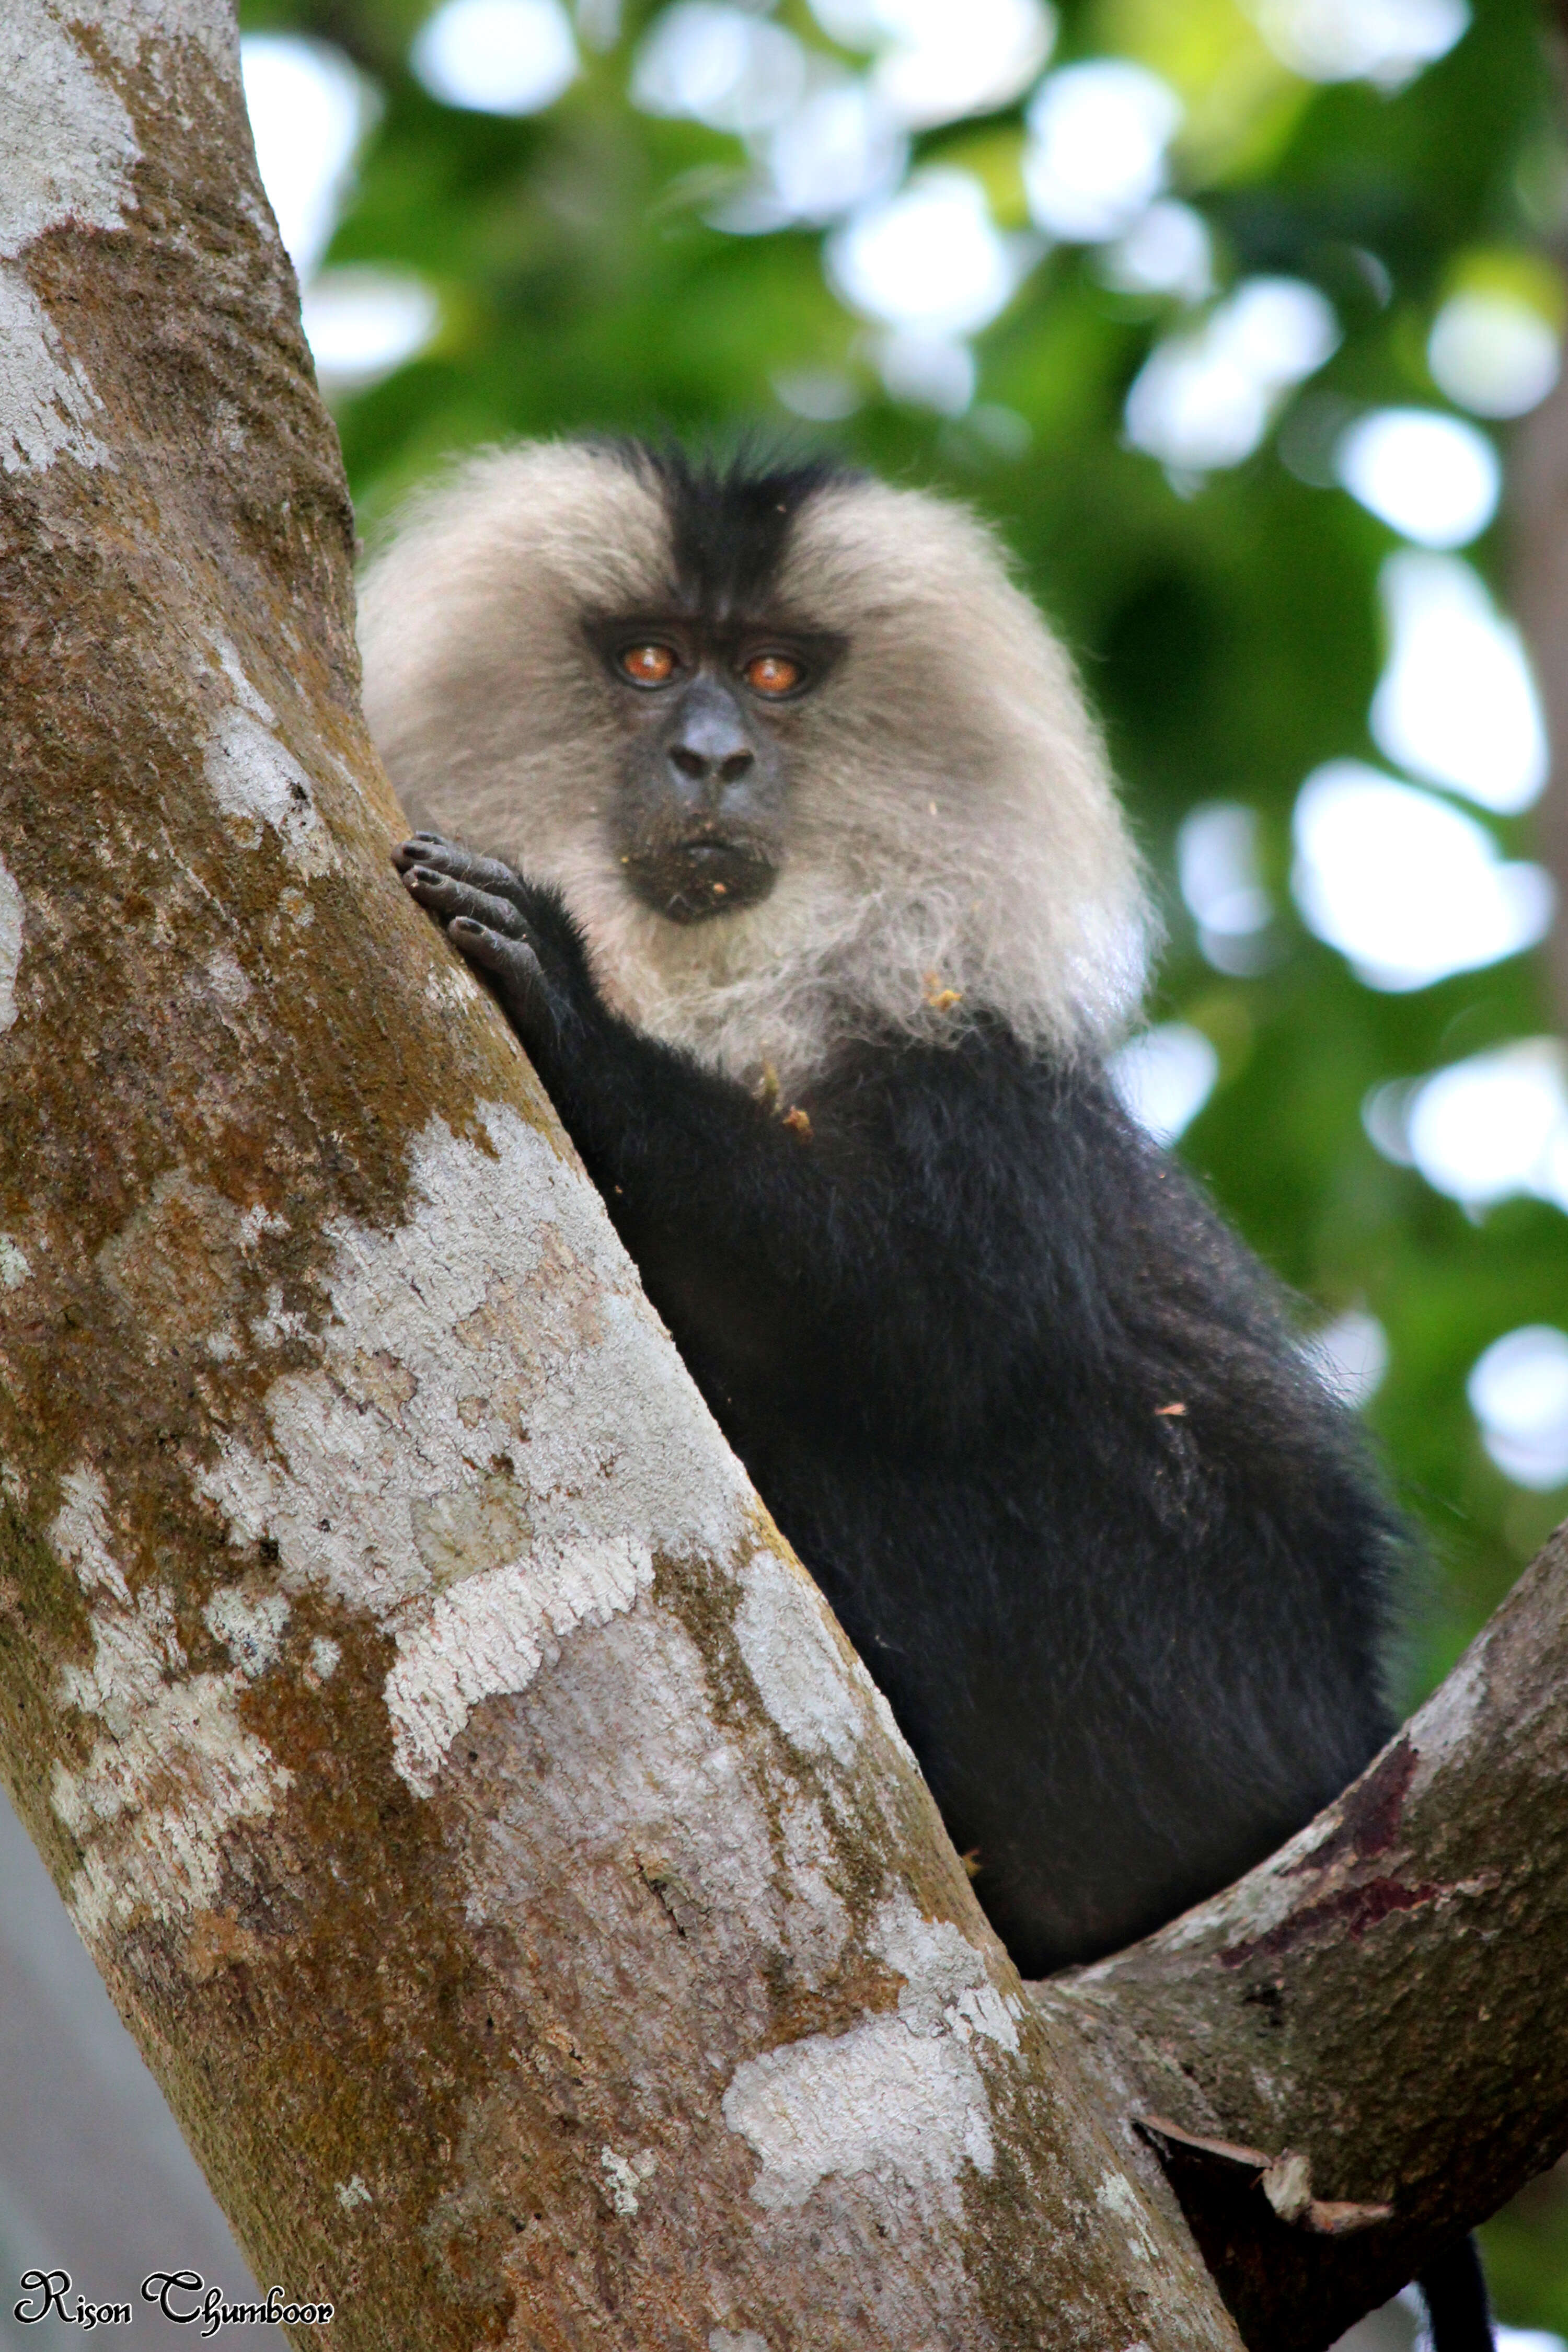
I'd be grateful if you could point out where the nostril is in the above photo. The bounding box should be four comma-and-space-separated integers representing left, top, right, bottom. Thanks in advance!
670, 746, 709, 781
718, 750, 755, 784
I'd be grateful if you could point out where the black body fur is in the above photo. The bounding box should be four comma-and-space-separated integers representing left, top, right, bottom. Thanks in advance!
407, 848, 1399, 1970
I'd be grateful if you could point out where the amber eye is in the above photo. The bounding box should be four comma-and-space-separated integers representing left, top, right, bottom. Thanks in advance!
619, 643, 678, 686
743, 652, 802, 697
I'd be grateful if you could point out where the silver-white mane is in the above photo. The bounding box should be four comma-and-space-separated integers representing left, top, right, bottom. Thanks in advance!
358, 441, 1152, 1093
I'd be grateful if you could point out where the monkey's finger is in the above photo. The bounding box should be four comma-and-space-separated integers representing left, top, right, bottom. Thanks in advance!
391, 832, 455, 871
447, 919, 550, 1011
394, 837, 523, 898
403, 869, 526, 937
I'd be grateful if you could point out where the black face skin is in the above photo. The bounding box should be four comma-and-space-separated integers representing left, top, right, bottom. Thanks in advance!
586, 614, 841, 925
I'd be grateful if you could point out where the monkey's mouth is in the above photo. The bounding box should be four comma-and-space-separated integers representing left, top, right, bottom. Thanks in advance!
624, 835, 779, 926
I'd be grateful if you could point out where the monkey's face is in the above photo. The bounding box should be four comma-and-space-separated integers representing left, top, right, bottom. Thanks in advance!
588, 615, 841, 926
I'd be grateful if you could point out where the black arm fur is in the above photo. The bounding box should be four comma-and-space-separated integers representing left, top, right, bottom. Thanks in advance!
400, 837, 1399, 1975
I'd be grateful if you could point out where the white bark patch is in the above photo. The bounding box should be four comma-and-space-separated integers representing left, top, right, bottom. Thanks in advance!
710, 2335, 769, 2352
0, 5, 140, 475
48, 1468, 294, 1942
0, 5, 140, 259
733, 1550, 866, 1767
777, 1791, 851, 1987
387, 1536, 653, 1796
49, 1536, 293, 1942
599, 2146, 656, 2218
203, 1588, 290, 1678
0, 259, 111, 475
723, 2016, 994, 2213
204, 639, 335, 875
1408, 1637, 1490, 1794
197, 1105, 753, 1791
0, 850, 24, 1028
205, 948, 252, 1008
205, 707, 336, 877
722, 1891, 1010, 2211
1096, 2169, 1162, 2266
49, 1465, 131, 1605
0, 1235, 31, 1288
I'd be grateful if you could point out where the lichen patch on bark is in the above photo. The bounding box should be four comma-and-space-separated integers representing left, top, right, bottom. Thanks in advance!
721, 1890, 1023, 2214
0, 852, 24, 1027
193, 1101, 755, 1792
47, 1459, 295, 1940
0, 4, 141, 258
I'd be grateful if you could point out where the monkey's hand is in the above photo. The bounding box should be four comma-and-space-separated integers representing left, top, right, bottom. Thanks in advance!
393, 834, 592, 1055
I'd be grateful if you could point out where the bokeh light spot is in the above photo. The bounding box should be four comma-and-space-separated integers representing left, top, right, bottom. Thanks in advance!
1427, 289, 1561, 420
412, 0, 579, 116
1334, 407, 1500, 548
1370, 552, 1547, 814
632, 4, 806, 134
241, 34, 371, 281
1098, 201, 1214, 303
1305, 1308, 1390, 1409
1469, 1326, 1568, 1490
827, 170, 1022, 341
1390, 1041, 1568, 1212
1125, 278, 1339, 473
1178, 801, 1276, 972
1023, 60, 1182, 244
1246, 0, 1469, 90
1108, 1023, 1219, 1145
1290, 761, 1553, 991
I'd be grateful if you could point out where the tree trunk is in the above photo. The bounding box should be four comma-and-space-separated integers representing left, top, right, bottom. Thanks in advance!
1, 6, 1564, 2349
0, 4, 1241, 2345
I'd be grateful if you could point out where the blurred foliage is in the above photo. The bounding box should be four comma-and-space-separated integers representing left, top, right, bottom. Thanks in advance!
239, 0, 1568, 2322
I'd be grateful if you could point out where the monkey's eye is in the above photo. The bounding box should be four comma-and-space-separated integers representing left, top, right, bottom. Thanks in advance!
619, 643, 678, 686
743, 653, 803, 697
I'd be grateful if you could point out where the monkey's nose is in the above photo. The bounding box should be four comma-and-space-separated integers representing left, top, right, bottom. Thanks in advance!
670, 742, 755, 786
664, 678, 758, 797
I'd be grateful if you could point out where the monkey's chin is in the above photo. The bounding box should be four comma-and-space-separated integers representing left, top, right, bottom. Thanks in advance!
624, 839, 779, 926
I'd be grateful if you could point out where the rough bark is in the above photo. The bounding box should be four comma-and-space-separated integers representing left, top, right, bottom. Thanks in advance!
0, 4, 1242, 2346
1042, 1526, 1568, 2348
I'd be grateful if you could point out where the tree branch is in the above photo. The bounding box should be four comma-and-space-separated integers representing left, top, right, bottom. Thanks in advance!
1041, 1526, 1568, 2349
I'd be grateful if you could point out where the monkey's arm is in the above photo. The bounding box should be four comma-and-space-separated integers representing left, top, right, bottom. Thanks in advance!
395, 836, 1057, 1443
